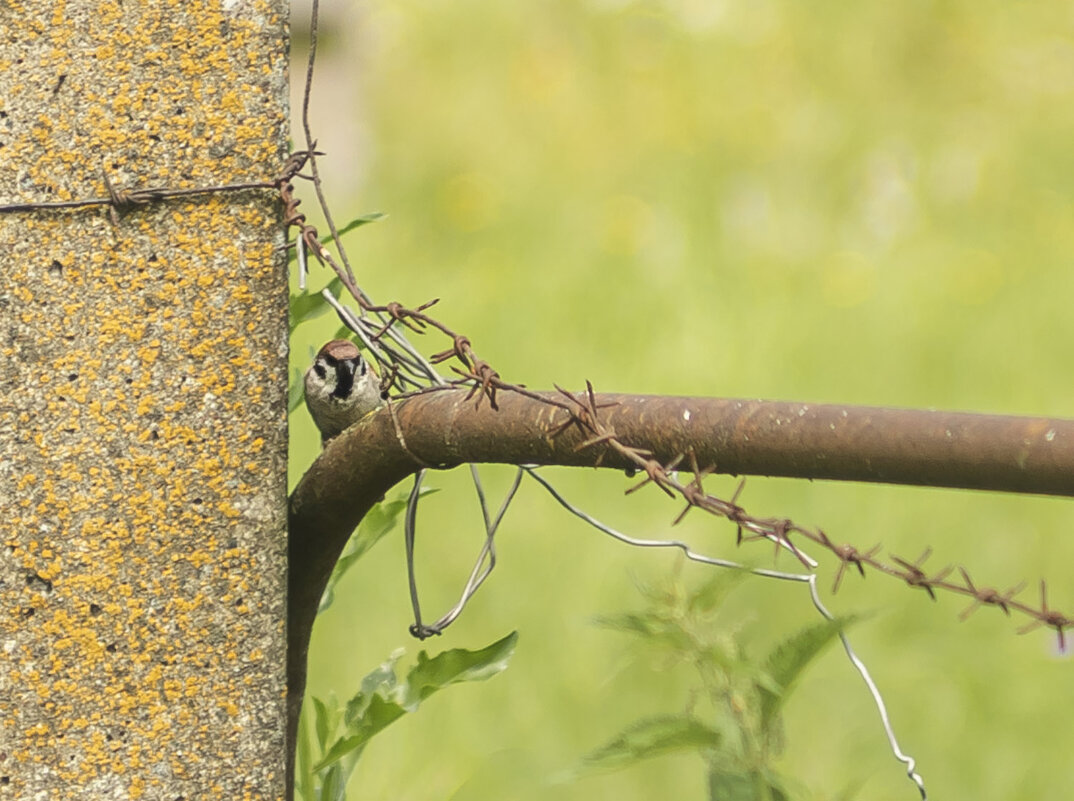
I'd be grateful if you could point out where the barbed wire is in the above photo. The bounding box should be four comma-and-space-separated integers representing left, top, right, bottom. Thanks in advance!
0, 171, 277, 223
281, 4, 1068, 799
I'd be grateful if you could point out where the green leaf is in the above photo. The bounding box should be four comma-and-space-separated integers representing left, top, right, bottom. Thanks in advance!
313, 649, 404, 772
582, 715, 720, 772
319, 491, 438, 615
343, 648, 405, 725
288, 367, 306, 414
758, 616, 857, 734
289, 276, 344, 332
707, 770, 762, 801
316, 694, 404, 770
312, 695, 339, 752
401, 631, 519, 710
593, 610, 697, 653
335, 212, 386, 237
687, 566, 753, 615
314, 634, 517, 771
295, 707, 314, 801
591, 611, 663, 636
318, 763, 346, 801
314, 734, 367, 777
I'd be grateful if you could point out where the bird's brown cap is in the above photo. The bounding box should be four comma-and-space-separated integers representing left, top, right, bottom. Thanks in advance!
317, 339, 361, 362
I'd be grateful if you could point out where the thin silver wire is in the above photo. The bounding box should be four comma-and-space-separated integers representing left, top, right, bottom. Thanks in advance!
402, 465, 524, 637
377, 319, 444, 382
404, 470, 427, 633
323, 281, 499, 628
421, 466, 524, 633
524, 466, 928, 800
297, 235, 308, 291
313, 286, 507, 629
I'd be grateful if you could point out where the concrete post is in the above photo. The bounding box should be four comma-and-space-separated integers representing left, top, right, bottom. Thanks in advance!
0, 2, 290, 797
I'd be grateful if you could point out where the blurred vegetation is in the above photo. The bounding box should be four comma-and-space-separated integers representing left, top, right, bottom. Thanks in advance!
576, 565, 857, 801
289, 1, 1074, 799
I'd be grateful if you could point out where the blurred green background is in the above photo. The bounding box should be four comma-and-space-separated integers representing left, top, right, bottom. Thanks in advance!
288, 1, 1074, 799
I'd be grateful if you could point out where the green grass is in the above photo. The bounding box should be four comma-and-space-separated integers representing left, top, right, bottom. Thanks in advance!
289, 2, 1074, 799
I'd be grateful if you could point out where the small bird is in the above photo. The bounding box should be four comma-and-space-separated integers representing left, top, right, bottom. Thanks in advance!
304, 339, 383, 443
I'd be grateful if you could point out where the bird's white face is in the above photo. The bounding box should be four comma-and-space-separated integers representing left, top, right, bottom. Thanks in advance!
304, 340, 383, 442
306, 352, 356, 401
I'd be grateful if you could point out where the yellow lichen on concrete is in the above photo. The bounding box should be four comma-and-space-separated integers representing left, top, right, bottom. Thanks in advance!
0, 0, 289, 798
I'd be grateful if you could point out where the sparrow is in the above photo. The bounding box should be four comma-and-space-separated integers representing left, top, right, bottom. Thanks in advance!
304, 339, 383, 443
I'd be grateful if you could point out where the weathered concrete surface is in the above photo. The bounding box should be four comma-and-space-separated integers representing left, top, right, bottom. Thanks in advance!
0, 1, 289, 798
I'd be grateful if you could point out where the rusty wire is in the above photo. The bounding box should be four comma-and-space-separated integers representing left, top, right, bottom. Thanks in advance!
0, 171, 277, 218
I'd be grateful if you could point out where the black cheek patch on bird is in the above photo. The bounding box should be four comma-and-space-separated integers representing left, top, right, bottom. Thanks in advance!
331, 358, 356, 399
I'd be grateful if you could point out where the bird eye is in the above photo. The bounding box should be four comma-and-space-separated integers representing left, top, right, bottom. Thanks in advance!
313, 364, 327, 380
